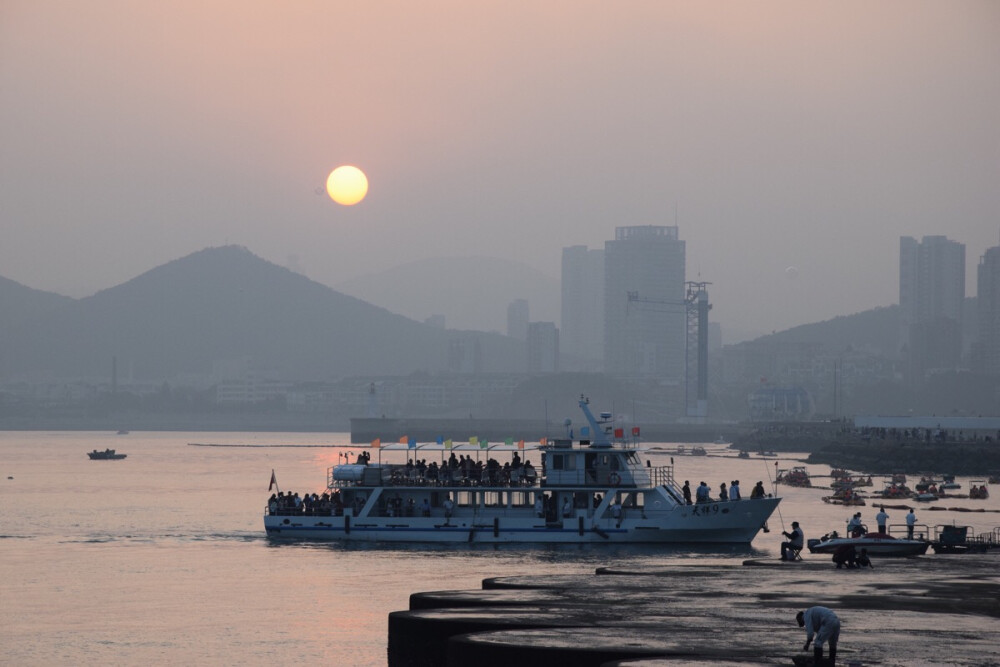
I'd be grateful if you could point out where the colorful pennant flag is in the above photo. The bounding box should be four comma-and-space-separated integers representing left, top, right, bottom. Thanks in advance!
480, 438, 488, 449
505, 437, 513, 446
444, 439, 453, 449
540, 437, 548, 446
398, 436, 409, 444
370, 438, 381, 449
436, 436, 444, 445
581, 426, 590, 437
407, 437, 416, 449
517, 439, 525, 450
469, 436, 478, 446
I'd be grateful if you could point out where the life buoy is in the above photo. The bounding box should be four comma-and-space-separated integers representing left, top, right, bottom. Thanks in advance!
609, 473, 621, 486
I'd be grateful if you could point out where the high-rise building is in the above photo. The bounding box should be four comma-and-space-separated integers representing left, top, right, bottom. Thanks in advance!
560, 245, 604, 367
526, 321, 559, 373
899, 235, 965, 376
976, 244, 1000, 375
604, 225, 686, 380
506, 299, 529, 340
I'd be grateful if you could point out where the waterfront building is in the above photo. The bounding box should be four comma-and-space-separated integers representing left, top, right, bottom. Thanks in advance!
560, 245, 604, 368
604, 225, 686, 381
977, 244, 1000, 375
526, 321, 559, 373
899, 235, 965, 377
507, 299, 529, 340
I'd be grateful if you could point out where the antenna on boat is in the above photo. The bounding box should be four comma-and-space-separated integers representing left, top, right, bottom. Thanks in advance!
764, 459, 786, 533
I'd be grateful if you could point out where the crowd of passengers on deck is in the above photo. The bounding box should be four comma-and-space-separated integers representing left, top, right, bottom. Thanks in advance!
269, 491, 346, 516
370, 451, 539, 487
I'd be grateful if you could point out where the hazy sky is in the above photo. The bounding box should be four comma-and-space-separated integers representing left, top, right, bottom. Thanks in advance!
2, 1, 998, 336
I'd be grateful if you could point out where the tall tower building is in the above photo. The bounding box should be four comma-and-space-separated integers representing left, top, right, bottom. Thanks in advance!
507, 299, 529, 340
976, 244, 1000, 375
526, 322, 559, 373
560, 245, 604, 368
604, 225, 686, 380
899, 235, 965, 377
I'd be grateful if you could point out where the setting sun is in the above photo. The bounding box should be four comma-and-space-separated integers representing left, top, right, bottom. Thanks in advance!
326, 165, 368, 206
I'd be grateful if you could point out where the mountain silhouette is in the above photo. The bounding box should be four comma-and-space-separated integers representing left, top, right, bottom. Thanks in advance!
0, 246, 521, 381
0, 275, 74, 336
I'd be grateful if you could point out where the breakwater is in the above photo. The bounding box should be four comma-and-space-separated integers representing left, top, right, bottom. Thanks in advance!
350, 417, 747, 444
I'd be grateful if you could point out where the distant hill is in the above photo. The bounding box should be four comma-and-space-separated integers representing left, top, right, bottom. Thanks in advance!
335, 256, 561, 333
0, 246, 522, 381
745, 305, 901, 356
0, 275, 74, 335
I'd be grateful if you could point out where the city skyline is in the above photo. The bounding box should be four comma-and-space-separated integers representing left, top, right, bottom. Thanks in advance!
2, 2, 998, 336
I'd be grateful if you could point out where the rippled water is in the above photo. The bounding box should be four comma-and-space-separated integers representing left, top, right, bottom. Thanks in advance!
2, 432, 997, 665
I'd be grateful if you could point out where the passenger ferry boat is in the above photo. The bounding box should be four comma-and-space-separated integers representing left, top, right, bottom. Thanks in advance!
264, 397, 781, 544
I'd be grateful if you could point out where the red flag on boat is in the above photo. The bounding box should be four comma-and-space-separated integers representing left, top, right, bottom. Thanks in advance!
268, 469, 277, 491
614, 428, 624, 438
631, 426, 641, 436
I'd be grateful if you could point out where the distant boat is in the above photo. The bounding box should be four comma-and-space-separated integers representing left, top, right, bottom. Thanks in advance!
88, 449, 126, 460
116, 429, 129, 435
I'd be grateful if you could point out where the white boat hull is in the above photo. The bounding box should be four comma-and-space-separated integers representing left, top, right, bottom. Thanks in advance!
264, 497, 780, 544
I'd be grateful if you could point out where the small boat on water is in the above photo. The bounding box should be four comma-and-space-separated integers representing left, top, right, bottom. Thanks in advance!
808, 531, 929, 557
88, 449, 126, 460
263, 396, 781, 544
969, 482, 990, 499
776, 466, 811, 487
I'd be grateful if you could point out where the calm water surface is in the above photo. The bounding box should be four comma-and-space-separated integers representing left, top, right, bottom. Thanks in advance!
2, 432, 997, 665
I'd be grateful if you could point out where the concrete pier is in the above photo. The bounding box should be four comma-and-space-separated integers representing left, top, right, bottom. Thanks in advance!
388, 555, 1000, 666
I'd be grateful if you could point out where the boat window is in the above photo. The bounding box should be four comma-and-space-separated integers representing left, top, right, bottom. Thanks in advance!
552, 454, 576, 470
610, 457, 621, 471
551, 454, 564, 470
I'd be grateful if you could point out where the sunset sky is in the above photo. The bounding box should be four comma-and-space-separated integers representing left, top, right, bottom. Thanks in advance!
2, 1, 998, 335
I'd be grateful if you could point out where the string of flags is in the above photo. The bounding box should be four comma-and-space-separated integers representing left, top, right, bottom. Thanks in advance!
364, 429, 639, 449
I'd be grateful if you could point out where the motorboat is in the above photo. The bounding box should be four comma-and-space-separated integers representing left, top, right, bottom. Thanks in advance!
264, 396, 781, 544
808, 531, 929, 557
88, 449, 126, 460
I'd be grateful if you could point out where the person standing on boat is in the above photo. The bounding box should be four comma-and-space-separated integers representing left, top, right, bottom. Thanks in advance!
876, 506, 889, 534
611, 497, 623, 526
682, 481, 692, 505
847, 512, 864, 537
719, 482, 728, 502
797, 606, 840, 666
696, 481, 710, 503
443, 496, 454, 523
729, 480, 741, 501
780, 521, 804, 560
750, 481, 766, 499
561, 497, 572, 518
534, 495, 544, 518
906, 508, 916, 539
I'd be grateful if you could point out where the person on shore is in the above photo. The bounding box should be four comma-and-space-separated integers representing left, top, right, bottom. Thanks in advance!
750, 481, 766, 499
780, 521, 804, 561
682, 481, 692, 505
876, 506, 889, 534
797, 606, 840, 666
906, 508, 917, 539
832, 543, 858, 569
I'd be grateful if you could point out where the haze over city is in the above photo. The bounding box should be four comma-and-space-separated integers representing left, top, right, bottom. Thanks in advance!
2, 2, 998, 337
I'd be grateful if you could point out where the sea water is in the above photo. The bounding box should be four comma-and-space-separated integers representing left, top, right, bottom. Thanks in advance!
2, 431, 997, 666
